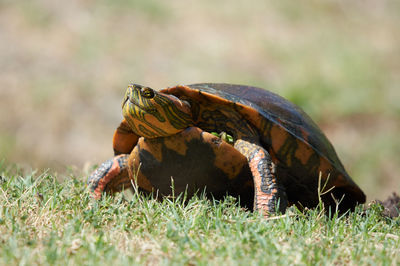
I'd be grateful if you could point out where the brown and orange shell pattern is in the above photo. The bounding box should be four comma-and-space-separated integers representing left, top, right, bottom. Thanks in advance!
161, 83, 366, 209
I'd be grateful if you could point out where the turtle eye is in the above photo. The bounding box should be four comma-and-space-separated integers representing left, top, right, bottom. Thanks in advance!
141, 87, 155, 99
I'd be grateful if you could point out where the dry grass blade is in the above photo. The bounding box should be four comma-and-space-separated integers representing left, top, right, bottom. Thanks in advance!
264, 213, 297, 221
370, 232, 399, 240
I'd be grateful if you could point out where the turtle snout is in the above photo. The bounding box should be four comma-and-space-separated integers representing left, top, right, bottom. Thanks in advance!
126, 84, 156, 101
125, 84, 143, 105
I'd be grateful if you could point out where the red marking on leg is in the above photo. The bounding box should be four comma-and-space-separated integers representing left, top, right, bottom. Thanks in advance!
93, 158, 121, 199
250, 150, 274, 216
249, 149, 281, 216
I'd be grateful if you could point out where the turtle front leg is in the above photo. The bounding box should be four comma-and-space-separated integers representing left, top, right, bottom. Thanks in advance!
87, 154, 130, 199
234, 139, 288, 216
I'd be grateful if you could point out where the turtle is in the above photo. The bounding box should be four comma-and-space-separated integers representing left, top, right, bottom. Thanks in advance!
88, 83, 366, 216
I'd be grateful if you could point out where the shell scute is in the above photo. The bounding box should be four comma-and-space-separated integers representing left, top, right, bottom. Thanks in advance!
162, 83, 365, 206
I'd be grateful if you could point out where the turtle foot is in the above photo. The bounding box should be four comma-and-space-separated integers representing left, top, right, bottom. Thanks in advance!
87, 154, 129, 199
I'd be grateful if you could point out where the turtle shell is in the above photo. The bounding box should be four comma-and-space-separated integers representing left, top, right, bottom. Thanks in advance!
160, 83, 366, 210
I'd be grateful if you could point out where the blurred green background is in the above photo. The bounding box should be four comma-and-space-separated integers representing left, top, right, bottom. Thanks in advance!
1, 0, 399, 201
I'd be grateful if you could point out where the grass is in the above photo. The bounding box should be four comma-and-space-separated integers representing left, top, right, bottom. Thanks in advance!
1, 163, 399, 265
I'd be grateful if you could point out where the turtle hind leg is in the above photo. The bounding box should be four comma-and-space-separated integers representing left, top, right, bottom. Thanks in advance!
87, 154, 130, 199
234, 139, 288, 216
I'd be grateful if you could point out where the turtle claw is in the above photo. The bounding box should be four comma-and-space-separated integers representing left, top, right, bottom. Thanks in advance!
87, 154, 129, 199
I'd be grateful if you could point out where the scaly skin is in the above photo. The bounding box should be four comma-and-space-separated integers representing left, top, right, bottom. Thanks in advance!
234, 139, 288, 215
88, 154, 129, 199
122, 84, 192, 138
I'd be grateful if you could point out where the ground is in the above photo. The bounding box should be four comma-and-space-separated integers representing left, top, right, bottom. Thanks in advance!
0, 165, 399, 265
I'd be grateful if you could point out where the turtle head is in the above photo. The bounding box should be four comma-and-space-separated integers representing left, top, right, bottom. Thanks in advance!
122, 84, 193, 138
